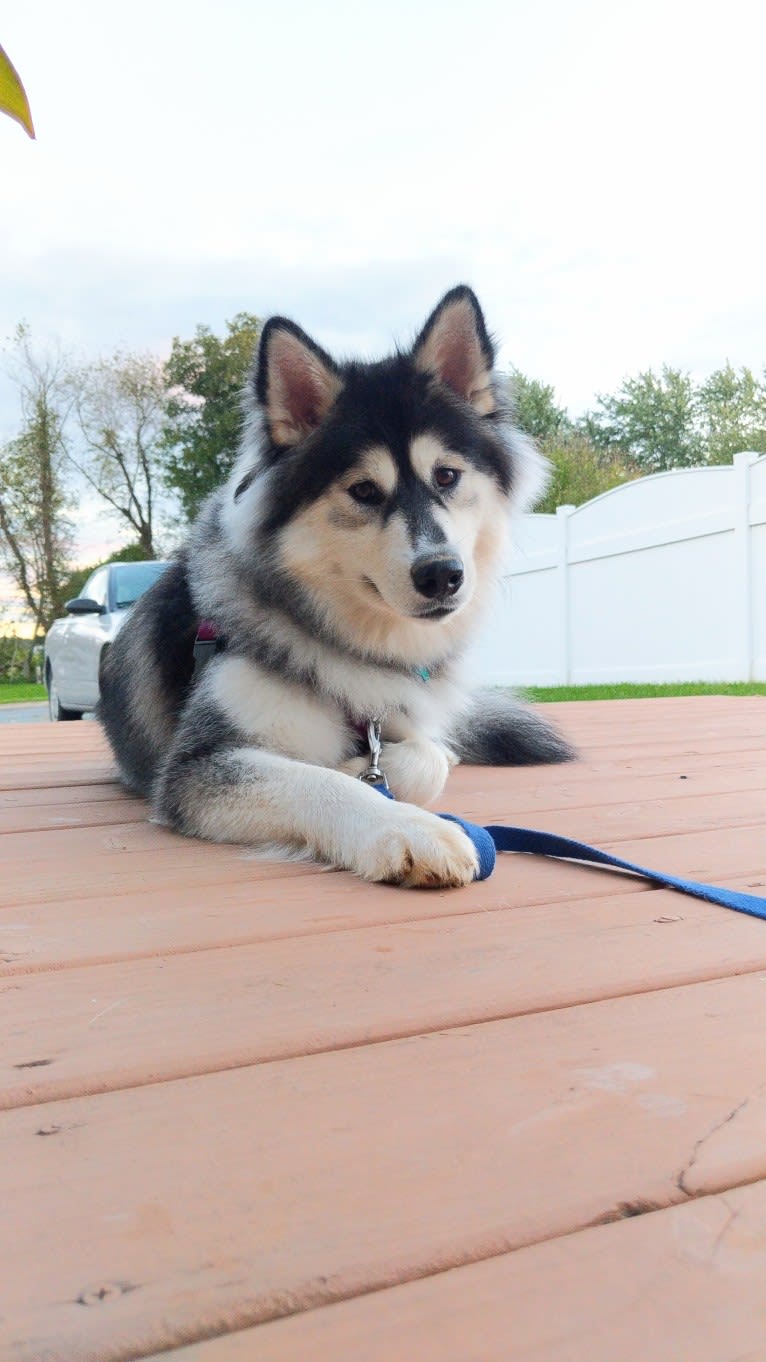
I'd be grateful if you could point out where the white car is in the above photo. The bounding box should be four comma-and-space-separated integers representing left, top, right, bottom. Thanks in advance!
44, 560, 171, 721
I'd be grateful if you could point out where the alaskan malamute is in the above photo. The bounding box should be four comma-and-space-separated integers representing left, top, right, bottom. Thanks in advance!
100, 287, 572, 887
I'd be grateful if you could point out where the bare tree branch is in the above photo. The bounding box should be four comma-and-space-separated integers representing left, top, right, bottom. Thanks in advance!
0, 327, 73, 636
67, 352, 168, 557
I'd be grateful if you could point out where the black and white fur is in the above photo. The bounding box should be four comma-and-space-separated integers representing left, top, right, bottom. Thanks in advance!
100, 287, 573, 887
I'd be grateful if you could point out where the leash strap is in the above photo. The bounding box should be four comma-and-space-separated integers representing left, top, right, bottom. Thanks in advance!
446, 816, 766, 920
371, 786, 765, 916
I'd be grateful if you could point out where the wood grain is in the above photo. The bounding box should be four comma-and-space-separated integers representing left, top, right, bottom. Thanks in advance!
3, 974, 766, 1359
1, 699, 765, 1361
150, 1178, 766, 1362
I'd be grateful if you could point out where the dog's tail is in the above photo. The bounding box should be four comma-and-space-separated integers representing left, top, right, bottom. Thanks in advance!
450, 690, 575, 766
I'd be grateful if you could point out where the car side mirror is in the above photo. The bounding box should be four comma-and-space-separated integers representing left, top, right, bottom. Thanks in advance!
65, 597, 106, 615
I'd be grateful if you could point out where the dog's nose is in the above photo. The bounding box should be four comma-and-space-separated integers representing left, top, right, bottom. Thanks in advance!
411, 555, 464, 599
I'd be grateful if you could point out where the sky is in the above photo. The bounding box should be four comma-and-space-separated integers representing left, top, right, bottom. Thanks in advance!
1, 0, 766, 599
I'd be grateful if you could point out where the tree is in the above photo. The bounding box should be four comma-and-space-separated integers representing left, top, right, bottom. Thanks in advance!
68, 352, 167, 557
584, 366, 702, 472
533, 432, 639, 514
509, 369, 570, 443
0, 327, 72, 636
163, 312, 260, 521
0, 632, 36, 682
696, 364, 766, 465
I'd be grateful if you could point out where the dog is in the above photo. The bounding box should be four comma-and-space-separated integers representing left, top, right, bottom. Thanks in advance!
99, 286, 573, 887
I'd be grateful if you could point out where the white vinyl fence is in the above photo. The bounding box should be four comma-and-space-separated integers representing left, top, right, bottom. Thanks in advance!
469, 450, 766, 686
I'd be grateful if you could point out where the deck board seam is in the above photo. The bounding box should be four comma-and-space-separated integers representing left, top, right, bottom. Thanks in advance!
0, 882, 683, 976
7, 958, 766, 1114
79, 1166, 766, 1362
5, 783, 766, 837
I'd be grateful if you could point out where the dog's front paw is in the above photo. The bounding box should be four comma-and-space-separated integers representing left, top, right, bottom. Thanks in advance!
356, 807, 478, 888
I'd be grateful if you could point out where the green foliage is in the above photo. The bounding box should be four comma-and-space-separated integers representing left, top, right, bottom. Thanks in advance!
0, 633, 37, 682
584, 366, 703, 472
509, 369, 569, 442
583, 362, 766, 473
110, 540, 156, 563
163, 312, 260, 522
696, 364, 766, 464
509, 370, 636, 512
532, 432, 639, 513
0, 42, 34, 138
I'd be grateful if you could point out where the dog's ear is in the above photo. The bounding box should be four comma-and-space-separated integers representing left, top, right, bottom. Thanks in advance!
413, 285, 496, 414
256, 319, 342, 447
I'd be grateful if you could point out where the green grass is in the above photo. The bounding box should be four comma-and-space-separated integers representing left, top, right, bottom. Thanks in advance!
2, 679, 764, 707
0, 682, 47, 704
523, 682, 766, 703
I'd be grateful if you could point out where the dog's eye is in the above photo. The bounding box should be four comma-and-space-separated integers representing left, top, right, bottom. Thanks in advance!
434, 467, 461, 489
348, 480, 384, 505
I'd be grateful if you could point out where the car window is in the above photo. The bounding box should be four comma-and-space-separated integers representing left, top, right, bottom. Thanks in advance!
111, 561, 170, 609
82, 567, 109, 607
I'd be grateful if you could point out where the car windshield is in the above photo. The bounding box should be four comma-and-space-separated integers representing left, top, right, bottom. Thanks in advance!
112, 561, 170, 609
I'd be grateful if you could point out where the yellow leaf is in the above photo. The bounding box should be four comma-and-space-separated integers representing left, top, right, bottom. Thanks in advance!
0, 43, 35, 139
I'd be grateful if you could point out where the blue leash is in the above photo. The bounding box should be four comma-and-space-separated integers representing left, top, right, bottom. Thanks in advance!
441, 814, 766, 921
373, 786, 766, 919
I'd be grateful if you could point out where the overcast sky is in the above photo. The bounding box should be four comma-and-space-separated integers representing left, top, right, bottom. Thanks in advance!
1, 0, 765, 584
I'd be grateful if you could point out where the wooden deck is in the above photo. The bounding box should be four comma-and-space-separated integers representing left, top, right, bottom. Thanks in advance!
2, 697, 766, 1361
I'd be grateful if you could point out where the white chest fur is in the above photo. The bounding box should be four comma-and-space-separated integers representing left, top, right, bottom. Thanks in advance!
208, 656, 351, 767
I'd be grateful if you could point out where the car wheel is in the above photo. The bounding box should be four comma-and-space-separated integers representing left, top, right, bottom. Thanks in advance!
47, 669, 83, 722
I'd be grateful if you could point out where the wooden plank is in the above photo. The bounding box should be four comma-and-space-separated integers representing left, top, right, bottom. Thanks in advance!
5, 760, 766, 836
443, 783, 766, 837
3, 807, 765, 975
2, 806, 764, 974
4, 762, 763, 833
545, 694, 766, 729
1, 733, 763, 881
150, 1178, 766, 1362
0, 782, 132, 808
1, 814, 762, 915
1, 698, 764, 975
575, 733, 766, 761
0, 761, 115, 791
0, 819, 329, 910
0, 695, 761, 764
1, 744, 762, 798
3, 973, 766, 1361
0, 854, 652, 975
0, 797, 145, 835
0, 726, 106, 754
3, 730, 763, 793
0, 782, 137, 835
0, 723, 109, 790
5, 883, 766, 1109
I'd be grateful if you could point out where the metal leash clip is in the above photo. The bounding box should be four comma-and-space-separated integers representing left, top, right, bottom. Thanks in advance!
358, 718, 389, 791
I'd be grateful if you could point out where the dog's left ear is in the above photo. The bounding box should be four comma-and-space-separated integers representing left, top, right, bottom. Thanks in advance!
256, 318, 343, 447
413, 285, 496, 414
